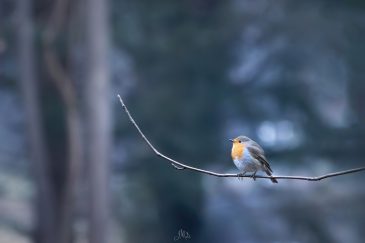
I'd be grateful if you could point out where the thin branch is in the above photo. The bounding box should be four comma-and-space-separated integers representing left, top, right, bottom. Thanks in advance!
117, 94, 365, 181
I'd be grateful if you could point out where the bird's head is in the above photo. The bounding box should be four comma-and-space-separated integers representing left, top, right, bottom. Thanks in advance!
229, 135, 251, 144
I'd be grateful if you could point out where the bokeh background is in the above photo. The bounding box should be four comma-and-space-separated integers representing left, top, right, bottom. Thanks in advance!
1, 0, 365, 242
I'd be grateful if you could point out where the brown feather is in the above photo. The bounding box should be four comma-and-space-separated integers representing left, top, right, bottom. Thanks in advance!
247, 146, 278, 183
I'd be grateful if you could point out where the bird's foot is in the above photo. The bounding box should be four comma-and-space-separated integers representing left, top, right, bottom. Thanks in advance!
251, 171, 257, 181
237, 172, 246, 181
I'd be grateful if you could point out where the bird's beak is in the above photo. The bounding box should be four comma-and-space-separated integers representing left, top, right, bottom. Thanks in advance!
229, 139, 234, 142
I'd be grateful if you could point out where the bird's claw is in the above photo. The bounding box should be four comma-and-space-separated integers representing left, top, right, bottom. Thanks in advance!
237, 172, 246, 181
251, 172, 257, 181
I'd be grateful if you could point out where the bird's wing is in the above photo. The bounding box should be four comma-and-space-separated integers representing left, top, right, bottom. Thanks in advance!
249, 140, 265, 154
247, 146, 273, 173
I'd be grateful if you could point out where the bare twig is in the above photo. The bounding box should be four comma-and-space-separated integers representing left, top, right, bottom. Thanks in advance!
117, 94, 365, 181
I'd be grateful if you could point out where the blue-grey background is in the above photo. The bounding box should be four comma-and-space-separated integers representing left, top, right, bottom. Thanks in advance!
1, 0, 365, 242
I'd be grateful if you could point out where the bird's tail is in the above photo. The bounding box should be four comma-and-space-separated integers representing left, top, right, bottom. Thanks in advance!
265, 170, 278, 184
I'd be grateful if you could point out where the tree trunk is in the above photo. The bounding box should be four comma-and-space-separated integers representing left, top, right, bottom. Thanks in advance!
84, 0, 112, 242
16, 0, 56, 242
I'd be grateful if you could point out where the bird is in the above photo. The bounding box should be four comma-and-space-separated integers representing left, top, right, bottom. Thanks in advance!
230, 135, 278, 183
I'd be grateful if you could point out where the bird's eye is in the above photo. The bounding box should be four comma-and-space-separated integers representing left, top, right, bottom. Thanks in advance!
238, 140, 241, 143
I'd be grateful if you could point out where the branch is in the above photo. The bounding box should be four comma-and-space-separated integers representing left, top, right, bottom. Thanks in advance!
117, 94, 365, 181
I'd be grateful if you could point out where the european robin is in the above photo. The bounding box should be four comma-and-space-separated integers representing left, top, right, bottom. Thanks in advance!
230, 135, 278, 183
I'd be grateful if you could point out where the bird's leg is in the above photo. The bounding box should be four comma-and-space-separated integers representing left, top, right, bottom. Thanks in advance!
238, 172, 246, 181
251, 171, 257, 181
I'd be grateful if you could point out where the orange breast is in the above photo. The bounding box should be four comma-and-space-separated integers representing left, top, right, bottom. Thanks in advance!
231, 143, 245, 160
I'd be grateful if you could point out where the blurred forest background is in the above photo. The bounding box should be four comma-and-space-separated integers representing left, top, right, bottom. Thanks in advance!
1, 0, 365, 242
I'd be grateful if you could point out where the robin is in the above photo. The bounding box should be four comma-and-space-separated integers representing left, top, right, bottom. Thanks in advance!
230, 135, 278, 183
